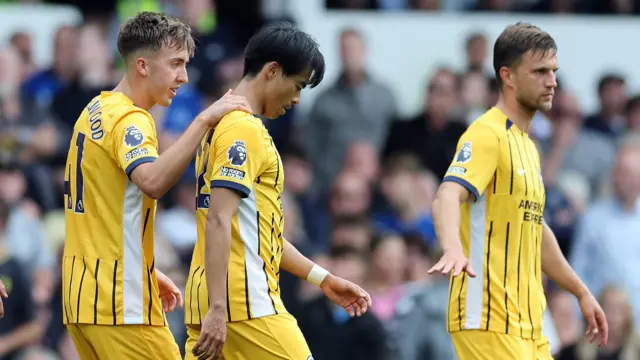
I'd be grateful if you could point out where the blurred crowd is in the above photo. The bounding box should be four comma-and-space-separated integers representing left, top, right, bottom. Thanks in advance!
1, 0, 640, 360
327, 0, 640, 13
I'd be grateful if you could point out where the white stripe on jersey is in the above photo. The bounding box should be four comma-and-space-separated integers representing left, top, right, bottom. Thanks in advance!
123, 180, 144, 324
238, 186, 274, 318
465, 193, 487, 329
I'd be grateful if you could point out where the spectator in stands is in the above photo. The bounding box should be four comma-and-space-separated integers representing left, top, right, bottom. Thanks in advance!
625, 94, 640, 133
279, 191, 318, 317
305, 28, 397, 196
342, 140, 380, 185
331, 215, 374, 251
384, 67, 467, 180
570, 133, 640, 328
297, 245, 389, 360
542, 88, 615, 197
474, 0, 530, 11
391, 236, 455, 360
555, 285, 640, 360
375, 153, 437, 247
0, 199, 43, 360
329, 170, 372, 218
543, 185, 581, 256
366, 233, 407, 322
51, 23, 115, 135
282, 144, 324, 244
583, 73, 628, 138
176, 0, 242, 91
157, 175, 198, 268
463, 32, 489, 74
411, 0, 439, 10
458, 70, 490, 124
21, 25, 78, 109
548, 290, 583, 350
0, 161, 54, 307
0, 46, 69, 212
9, 31, 35, 82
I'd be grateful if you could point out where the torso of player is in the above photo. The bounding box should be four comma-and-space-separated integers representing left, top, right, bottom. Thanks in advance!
62, 92, 165, 326
444, 107, 547, 340
185, 111, 287, 325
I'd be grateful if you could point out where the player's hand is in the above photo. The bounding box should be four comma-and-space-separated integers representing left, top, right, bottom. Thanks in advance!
320, 275, 372, 317
578, 291, 608, 347
156, 270, 183, 313
427, 248, 477, 278
0, 279, 7, 318
193, 306, 227, 360
198, 89, 253, 127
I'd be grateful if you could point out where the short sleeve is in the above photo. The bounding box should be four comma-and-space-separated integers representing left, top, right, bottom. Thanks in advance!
209, 120, 266, 198
442, 124, 499, 200
111, 112, 160, 179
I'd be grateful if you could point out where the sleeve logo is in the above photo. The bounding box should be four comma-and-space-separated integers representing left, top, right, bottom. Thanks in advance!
124, 125, 145, 148
455, 141, 472, 164
447, 166, 467, 176
227, 140, 247, 166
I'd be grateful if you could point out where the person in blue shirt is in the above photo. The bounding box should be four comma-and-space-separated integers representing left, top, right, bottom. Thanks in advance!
375, 153, 437, 247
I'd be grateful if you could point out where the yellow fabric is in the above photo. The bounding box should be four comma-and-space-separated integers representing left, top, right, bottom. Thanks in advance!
443, 107, 547, 340
185, 314, 311, 360
185, 111, 287, 325
63, 92, 165, 326
66, 323, 180, 360
451, 330, 553, 360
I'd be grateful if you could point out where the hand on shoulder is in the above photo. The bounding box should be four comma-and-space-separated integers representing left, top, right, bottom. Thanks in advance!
198, 89, 253, 128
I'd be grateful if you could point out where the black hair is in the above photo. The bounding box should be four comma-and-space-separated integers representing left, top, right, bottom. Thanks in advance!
243, 21, 325, 88
598, 73, 625, 94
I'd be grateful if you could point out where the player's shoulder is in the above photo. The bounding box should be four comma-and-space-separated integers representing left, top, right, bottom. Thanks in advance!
215, 110, 265, 134
91, 91, 153, 132
466, 107, 510, 140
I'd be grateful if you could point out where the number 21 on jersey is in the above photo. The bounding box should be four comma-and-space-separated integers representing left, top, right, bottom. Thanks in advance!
65, 132, 86, 214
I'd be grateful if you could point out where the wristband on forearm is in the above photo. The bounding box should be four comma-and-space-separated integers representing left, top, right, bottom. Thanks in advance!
306, 264, 330, 286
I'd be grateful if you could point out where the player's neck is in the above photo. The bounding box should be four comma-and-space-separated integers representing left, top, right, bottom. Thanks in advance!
496, 94, 534, 133
234, 78, 264, 117
113, 76, 155, 111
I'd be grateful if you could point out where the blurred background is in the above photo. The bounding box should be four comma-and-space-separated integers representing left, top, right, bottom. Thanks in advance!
1, 0, 640, 359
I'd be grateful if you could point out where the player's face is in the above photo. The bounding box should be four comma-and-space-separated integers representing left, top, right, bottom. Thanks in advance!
513, 50, 558, 112
263, 64, 310, 119
147, 45, 189, 107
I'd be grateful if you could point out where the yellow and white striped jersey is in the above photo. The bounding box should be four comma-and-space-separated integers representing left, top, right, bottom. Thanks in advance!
63, 92, 166, 326
185, 111, 287, 324
443, 107, 547, 340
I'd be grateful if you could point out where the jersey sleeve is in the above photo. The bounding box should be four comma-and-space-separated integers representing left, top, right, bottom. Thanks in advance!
442, 124, 499, 200
111, 111, 160, 179
208, 120, 266, 198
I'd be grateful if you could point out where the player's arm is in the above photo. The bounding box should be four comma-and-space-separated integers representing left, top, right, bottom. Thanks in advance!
118, 91, 251, 199
194, 120, 265, 359
205, 188, 240, 311
540, 221, 588, 299
110, 111, 193, 198
281, 239, 372, 317
541, 220, 608, 345
204, 120, 266, 307
429, 124, 499, 277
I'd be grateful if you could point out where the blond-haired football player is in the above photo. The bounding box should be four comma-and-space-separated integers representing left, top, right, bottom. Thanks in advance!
62, 12, 251, 360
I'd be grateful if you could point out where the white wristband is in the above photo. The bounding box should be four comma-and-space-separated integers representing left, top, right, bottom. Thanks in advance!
306, 264, 330, 287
